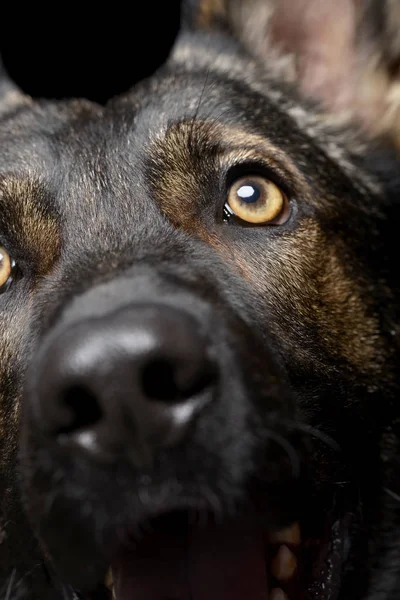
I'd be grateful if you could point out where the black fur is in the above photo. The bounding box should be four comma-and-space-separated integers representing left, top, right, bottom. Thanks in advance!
0, 2, 399, 599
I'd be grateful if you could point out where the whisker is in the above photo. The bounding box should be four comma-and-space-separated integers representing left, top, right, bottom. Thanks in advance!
282, 419, 341, 452
202, 486, 224, 525
266, 429, 301, 478
4, 568, 16, 600
189, 67, 212, 147
383, 487, 400, 503
61, 584, 72, 600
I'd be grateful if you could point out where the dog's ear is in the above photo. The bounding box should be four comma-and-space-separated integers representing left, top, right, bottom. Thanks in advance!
182, 0, 400, 143
0, 59, 27, 116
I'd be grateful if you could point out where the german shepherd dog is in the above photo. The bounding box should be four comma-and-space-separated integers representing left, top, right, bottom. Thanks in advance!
1, 1, 400, 598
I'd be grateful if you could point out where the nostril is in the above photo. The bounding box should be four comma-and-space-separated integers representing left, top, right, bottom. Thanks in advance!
141, 359, 181, 403
56, 385, 103, 436
141, 357, 215, 404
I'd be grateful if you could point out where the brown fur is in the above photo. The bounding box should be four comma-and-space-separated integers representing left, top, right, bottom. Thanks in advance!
0, 177, 60, 274
149, 119, 384, 378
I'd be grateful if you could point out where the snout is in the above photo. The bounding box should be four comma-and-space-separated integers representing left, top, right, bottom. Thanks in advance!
31, 304, 216, 465
20, 272, 308, 595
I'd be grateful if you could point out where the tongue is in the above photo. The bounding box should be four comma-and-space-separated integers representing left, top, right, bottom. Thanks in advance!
189, 523, 268, 600
113, 522, 268, 600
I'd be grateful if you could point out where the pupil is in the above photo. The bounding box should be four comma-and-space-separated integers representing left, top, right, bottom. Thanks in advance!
237, 184, 261, 203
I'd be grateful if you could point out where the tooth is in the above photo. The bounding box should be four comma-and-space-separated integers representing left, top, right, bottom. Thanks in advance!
268, 522, 301, 545
105, 568, 113, 590
270, 588, 288, 600
270, 544, 297, 581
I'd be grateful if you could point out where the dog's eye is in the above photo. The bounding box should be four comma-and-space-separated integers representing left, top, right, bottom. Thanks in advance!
0, 246, 16, 293
224, 176, 289, 224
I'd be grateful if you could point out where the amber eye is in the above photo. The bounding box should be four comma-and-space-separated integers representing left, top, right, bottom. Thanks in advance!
225, 175, 289, 224
0, 246, 14, 292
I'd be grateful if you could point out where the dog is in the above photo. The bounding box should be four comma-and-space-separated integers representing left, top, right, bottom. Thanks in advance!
1, 0, 400, 598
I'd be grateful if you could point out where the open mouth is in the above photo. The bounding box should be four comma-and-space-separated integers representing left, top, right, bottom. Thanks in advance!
78, 503, 353, 600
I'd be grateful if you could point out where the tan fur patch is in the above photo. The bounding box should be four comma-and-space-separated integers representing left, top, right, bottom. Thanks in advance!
0, 177, 60, 274
196, 0, 227, 28
214, 221, 383, 378
0, 307, 30, 457
150, 120, 313, 230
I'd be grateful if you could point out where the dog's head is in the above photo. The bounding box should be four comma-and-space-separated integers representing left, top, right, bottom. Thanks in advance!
1, 1, 400, 599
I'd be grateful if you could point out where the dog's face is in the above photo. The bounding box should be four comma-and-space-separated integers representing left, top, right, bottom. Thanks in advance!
1, 1, 400, 599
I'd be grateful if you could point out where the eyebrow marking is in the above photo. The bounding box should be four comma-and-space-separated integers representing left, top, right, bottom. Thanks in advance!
147, 118, 312, 230
0, 175, 61, 273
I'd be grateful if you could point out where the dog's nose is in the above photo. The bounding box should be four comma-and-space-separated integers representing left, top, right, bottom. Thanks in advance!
34, 305, 215, 464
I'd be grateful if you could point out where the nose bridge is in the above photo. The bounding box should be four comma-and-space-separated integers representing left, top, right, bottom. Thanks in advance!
57, 256, 213, 334
59, 124, 171, 259
55, 182, 209, 319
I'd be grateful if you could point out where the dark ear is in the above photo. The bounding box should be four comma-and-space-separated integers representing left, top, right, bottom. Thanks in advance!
182, 0, 400, 143
0, 59, 27, 116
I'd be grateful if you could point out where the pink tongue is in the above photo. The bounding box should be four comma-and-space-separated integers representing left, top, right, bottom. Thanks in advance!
114, 523, 268, 600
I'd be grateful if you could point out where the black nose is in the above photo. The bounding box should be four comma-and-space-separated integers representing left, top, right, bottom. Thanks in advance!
33, 304, 215, 465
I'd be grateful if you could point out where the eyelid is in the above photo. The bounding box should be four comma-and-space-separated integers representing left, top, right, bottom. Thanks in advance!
221, 156, 297, 202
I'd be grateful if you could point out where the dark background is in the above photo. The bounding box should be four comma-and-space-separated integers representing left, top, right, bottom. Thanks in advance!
0, 2, 182, 103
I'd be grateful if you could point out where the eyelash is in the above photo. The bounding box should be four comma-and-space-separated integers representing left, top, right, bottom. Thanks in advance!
223, 202, 235, 223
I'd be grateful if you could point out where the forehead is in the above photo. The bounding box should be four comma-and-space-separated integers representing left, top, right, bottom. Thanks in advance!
0, 69, 300, 168
0, 75, 268, 199
0, 68, 372, 229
